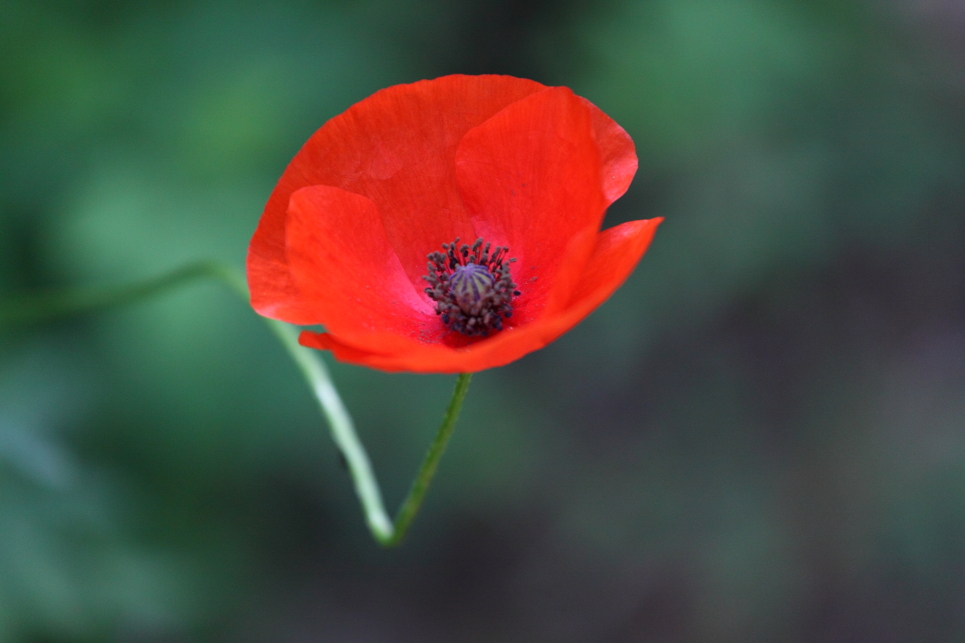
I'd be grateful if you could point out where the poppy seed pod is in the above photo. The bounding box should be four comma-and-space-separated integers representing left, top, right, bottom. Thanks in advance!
247, 74, 661, 373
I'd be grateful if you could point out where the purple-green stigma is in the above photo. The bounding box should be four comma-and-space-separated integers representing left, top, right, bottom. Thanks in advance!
423, 237, 520, 337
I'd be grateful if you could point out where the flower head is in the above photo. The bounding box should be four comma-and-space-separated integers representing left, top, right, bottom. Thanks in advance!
247, 74, 661, 373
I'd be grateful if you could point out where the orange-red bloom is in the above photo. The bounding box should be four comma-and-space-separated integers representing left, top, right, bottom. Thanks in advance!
247, 75, 661, 373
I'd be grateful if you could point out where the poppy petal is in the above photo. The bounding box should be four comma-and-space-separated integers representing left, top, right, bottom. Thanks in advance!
248, 75, 548, 321
299, 218, 662, 373
539, 223, 600, 318
581, 98, 638, 204
561, 217, 663, 319
284, 185, 433, 340
455, 87, 608, 324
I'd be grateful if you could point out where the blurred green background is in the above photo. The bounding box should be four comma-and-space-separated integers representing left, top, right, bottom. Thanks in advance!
2, 0, 965, 641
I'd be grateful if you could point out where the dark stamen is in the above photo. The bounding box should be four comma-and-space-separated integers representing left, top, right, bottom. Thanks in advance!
422, 237, 519, 337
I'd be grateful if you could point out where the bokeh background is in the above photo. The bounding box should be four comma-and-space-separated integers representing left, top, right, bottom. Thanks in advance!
2, 0, 965, 641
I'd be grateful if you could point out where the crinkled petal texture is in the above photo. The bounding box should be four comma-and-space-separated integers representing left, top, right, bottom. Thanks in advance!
247, 74, 661, 373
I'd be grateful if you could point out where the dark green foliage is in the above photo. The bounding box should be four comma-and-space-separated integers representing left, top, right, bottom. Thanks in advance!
2, 0, 964, 640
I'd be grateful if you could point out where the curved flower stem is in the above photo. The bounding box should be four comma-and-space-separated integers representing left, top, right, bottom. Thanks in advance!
0, 260, 470, 547
0, 260, 245, 325
385, 372, 471, 547
261, 319, 393, 541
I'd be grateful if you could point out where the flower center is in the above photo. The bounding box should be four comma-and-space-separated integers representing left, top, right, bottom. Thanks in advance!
422, 238, 520, 337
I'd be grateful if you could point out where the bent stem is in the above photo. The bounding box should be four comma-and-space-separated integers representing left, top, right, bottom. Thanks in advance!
386, 372, 471, 547
1, 260, 470, 547
0, 260, 245, 324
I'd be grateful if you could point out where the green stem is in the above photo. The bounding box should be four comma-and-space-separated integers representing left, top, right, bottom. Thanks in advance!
0, 260, 471, 547
262, 318, 393, 542
385, 372, 472, 547
0, 260, 243, 325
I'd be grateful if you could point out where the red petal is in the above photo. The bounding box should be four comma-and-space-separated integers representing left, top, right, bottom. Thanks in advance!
582, 98, 638, 204
284, 185, 434, 341
455, 87, 609, 324
300, 218, 662, 373
564, 217, 663, 315
248, 75, 546, 322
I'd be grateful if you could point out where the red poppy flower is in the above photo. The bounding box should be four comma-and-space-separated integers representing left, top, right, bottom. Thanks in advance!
247, 75, 661, 373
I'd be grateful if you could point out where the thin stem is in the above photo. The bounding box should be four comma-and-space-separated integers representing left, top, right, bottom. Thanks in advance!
262, 319, 394, 541
1, 260, 471, 547
0, 260, 242, 325
384, 372, 472, 547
